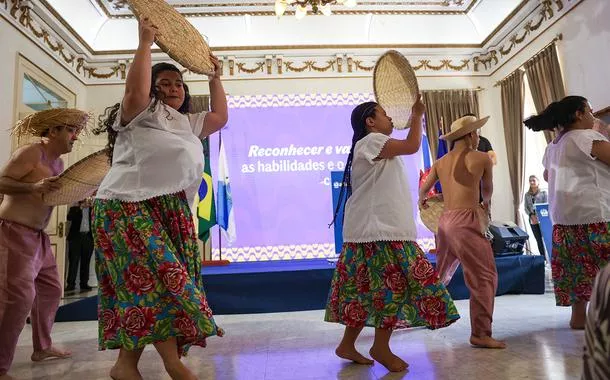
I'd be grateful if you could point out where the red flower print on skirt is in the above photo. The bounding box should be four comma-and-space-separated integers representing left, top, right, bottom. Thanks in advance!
356, 264, 370, 293
411, 255, 436, 287
416, 296, 447, 327
343, 300, 368, 327
124, 264, 155, 295
102, 308, 120, 341
174, 311, 198, 338
384, 263, 407, 293
159, 262, 188, 295
123, 306, 157, 337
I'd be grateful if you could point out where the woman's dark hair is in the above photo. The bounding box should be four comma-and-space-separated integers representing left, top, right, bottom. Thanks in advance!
524, 96, 588, 132
329, 101, 378, 227
93, 63, 191, 163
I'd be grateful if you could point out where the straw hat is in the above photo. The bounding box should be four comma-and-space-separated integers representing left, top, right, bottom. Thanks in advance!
12, 108, 90, 140
43, 149, 111, 206
419, 195, 444, 234
440, 115, 490, 141
373, 50, 419, 130
128, 0, 214, 75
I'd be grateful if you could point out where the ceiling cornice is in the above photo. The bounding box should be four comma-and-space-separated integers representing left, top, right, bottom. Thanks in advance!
1, 0, 579, 85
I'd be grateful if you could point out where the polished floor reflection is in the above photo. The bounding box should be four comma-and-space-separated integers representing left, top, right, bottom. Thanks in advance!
9, 293, 583, 380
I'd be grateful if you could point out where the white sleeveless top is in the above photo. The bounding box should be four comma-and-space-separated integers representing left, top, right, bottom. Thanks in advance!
96, 99, 206, 206
542, 129, 610, 225
342, 133, 417, 242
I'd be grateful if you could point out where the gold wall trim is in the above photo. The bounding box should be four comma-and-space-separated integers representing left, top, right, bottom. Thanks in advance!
488, 0, 580, 77
37, 0, 513, 55
1, 0, 583, 83
472, 0, 568, 72
0, 3, 83, 84
40, 0, 96, 55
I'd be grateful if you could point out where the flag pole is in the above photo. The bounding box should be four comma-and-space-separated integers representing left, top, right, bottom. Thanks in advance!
218, 129, 223, 262
202, 130, 230, 267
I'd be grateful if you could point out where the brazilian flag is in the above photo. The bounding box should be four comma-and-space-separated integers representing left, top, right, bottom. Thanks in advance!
197, 137, 216, 241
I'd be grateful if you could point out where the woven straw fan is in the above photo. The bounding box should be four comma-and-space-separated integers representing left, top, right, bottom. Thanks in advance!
373, 50, 420, 130
419, 195, 444, 234
43, 149, 111, 206
127, 0, 214, 75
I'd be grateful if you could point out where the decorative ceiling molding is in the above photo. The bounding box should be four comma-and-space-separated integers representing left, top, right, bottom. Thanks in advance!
0, 0, 583, 85
0, 0, 478, 84
96, 0, 476, 18
39, 0, 520, 56
471, 0, 575, 73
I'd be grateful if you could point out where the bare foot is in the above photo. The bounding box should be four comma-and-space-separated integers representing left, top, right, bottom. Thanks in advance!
369, 346, 408, 372
569, 321, 586, 330
570, 312, 586, 330
165, 361, 198, 380
335, 346, 374, 365
31, 347, 72, 362
109, 363, 144, 380
470, 335, 506, 349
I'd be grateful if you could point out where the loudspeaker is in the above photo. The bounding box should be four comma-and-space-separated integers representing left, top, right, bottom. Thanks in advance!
488, 221, 529, 256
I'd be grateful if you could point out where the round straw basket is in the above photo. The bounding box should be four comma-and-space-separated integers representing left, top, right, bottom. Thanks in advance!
373, 50, 420, 130
419, 196, 444, 234
43, 149, 111, 206
128, 0, 214, 75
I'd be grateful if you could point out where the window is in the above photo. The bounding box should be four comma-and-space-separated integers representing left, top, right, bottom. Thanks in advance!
13, 55, 75, 150
22, 73, 69, 111
521, 74, 548, 255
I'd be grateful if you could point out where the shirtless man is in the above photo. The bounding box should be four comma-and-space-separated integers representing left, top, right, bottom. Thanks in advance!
419, 115, 505, 349
0, 108, 88, 379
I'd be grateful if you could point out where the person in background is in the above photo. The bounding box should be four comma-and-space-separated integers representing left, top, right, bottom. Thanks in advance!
461, 113, 497, 165
0, 108, 87, 379
462, 113, 497, 209
66, 198, 94, 291
523, 175, 548, 260
477, 135, 497, 165
524, 95, 610, 330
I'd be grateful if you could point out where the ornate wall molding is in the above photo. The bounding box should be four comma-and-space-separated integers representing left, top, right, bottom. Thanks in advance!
472, 0, 577, 72
0, 0, 480, 84
1, 0, 127, 82
1, 0, 583, 84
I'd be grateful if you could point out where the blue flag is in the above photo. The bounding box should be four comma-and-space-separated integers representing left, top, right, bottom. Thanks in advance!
435, 127, 448, 193
217, 140, 236, 244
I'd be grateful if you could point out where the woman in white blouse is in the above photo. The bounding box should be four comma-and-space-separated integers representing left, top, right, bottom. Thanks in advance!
324, 98, 459, 372
524, 95, 610, 330
91, 19, 227, 380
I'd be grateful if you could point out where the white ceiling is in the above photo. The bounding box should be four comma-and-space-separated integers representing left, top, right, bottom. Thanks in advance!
42, 0, 524, 52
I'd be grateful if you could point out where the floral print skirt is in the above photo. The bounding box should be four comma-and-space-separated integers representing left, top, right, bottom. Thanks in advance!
92, 191, 222, 356
551, 222, 610, 306
324, 241, 459, 330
